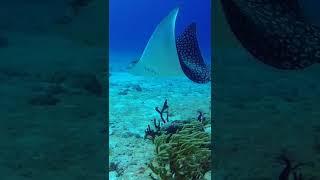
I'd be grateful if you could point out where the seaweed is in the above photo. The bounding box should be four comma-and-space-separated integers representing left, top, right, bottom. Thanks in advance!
148, 121, 211, 180
144, 99, 211, 179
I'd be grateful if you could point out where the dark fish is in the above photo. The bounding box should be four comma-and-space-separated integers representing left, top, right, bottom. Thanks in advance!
176, 23, 211, 83
220, 0, 320, 70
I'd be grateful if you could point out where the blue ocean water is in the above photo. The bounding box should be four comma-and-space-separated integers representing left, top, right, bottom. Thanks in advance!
109, 1, 212, 179
109, 0, 211, 65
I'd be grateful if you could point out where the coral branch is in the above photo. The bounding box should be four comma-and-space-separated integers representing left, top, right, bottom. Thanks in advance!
153, 118, 160, 131
155, 99, 169, 123
197, 110, 206, 123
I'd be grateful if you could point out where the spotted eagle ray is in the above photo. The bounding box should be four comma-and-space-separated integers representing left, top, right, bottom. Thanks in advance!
176, 23, 211, 83
220, 0, 320, 70
129, 8, 211, 84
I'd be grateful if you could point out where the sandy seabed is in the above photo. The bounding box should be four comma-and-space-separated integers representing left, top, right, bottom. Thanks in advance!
0, 32, 106, 180
109, 70, 211, 180
214, 48, 320, 179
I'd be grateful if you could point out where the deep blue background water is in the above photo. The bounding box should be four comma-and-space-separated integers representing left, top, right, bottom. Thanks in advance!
109, 0, 211, 60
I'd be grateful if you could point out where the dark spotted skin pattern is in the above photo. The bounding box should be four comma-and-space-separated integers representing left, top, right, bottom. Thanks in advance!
176, 23, 211, 83
220, 0, 320, 70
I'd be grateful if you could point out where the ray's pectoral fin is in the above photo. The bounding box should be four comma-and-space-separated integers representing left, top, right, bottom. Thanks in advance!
220, 0, 320, 70
129, 8, 211, 84
129, 8, 185, 77
176, 23, 211, 84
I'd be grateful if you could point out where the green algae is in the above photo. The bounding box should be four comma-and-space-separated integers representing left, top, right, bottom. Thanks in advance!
148, 121, 211, 180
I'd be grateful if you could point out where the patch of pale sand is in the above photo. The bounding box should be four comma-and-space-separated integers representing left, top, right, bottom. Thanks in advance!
0, 79, 106, 179
110, 72, 211, 130
0, 32, 106, 179
109, 135, 154, 179
109, 72, 211, 179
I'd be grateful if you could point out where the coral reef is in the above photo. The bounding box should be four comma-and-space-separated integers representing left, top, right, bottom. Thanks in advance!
143, 99, 211, 179
148, 121, 211, 180
145, 99, 210, 140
